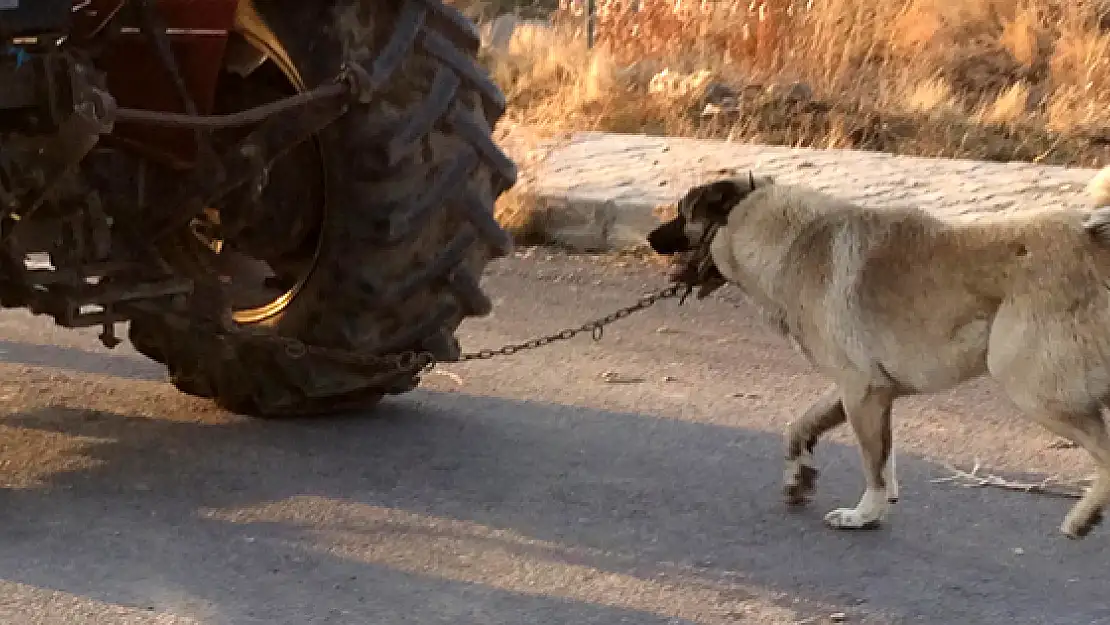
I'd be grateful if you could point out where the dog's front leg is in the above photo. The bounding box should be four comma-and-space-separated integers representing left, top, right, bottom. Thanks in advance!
824, 384, 896, 530
784, 387, 846, 505
884, 446, 899, 503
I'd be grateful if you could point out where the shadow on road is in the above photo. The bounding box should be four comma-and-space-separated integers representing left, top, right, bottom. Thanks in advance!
0, 390, 1107, 624
0, 340, 164, 382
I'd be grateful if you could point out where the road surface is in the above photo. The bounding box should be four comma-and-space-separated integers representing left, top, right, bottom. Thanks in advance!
0, 249, 1106, 624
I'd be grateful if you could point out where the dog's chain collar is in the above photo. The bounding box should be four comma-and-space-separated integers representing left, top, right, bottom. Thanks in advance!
461, 222, 726, 362
671, 222, 728, 304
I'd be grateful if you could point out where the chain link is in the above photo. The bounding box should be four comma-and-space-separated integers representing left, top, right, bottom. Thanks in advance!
457, 283, 685, 361
229, 283, 686, 380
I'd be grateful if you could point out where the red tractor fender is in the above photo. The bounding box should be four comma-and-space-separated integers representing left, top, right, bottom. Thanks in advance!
74, 0, 259, 167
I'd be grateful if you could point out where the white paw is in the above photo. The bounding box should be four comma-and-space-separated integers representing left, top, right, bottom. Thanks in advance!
824, 507, 882, 530
823, 489, 888, 530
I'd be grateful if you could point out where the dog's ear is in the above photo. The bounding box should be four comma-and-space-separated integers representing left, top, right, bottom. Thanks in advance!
683, 178, 757, 223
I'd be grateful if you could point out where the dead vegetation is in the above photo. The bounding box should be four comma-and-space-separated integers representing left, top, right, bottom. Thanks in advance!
471, 0, 1110, 169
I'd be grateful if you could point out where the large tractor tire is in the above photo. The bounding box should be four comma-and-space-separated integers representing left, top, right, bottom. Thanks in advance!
127, 0, 516, 416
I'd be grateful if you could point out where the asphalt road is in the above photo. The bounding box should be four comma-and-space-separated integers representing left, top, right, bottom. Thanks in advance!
0, 249, 1107, 625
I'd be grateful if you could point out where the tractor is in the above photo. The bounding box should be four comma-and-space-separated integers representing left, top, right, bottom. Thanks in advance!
0, 0, 515, 416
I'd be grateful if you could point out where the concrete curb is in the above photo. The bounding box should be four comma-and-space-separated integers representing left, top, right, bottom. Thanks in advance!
517, 131, 1102, 252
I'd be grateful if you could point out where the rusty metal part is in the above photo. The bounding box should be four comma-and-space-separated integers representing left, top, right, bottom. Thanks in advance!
114, 81, 348, 129
150, 87, 348, 240
79, 0, 239, 166
13, 205, 191, 348
1, 55, 118, 226
132, 0, 222, 181
28, 274, 192, 328
0, 48, 195, 348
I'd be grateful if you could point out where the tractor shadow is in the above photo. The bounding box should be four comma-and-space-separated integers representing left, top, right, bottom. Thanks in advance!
0, 339, 165, 382
0, 390, 1106, 624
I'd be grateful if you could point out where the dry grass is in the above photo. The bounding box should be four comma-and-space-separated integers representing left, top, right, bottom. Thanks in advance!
478, 0, 1110, 167
492, 184, 547, 243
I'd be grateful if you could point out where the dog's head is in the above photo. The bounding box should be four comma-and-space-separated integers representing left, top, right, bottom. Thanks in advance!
647, 172, 774, 256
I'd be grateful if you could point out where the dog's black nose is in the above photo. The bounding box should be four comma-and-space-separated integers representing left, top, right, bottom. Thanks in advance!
647, 217, 691, 255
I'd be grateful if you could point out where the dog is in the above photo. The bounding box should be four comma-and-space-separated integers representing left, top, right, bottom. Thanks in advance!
648, 165, 1110, 538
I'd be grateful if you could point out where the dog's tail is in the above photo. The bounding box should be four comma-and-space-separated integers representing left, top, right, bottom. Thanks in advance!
1083, 166, 1110, 244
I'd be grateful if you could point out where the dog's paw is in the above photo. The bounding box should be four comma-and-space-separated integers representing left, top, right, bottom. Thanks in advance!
886, 482, 900, 504
784, 463, 819, 506
823, 507, 883, 530
823, 489, 889, 530
1061, 509, 1104, 540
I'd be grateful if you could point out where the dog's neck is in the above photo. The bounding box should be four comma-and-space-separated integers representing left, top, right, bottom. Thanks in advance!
707, 218, 740, 281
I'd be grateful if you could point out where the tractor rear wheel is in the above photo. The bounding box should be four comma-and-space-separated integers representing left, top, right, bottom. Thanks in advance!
128, 0, 515, 416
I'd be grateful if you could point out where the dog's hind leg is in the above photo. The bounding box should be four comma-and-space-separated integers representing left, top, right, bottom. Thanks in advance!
1030, 409, 1110, 539
784, 387, 846, 505
823, 383, 896, 530
991, 365, 1110, 536
1064, 467, 1110, 539
995, 383, 1110, 536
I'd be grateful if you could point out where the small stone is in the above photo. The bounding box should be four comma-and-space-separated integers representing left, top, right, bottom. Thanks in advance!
662, 375, 678, 382
601, 370, 645, 384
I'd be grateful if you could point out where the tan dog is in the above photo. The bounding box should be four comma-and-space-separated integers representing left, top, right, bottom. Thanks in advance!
648, 165, 1110, 538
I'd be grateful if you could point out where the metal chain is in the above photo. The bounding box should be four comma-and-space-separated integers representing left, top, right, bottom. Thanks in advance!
236, 283, 686, 379
458, 283, 686, 361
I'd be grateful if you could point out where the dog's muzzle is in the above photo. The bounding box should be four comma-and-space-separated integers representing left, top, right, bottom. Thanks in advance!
647, 216, 691, 256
